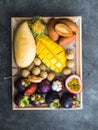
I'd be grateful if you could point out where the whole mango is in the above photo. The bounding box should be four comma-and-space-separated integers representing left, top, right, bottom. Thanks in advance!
14, 21, 36, 68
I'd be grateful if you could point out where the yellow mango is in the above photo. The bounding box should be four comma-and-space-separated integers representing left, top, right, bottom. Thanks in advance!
36, 35, 66, 72
14, 21, 36, 68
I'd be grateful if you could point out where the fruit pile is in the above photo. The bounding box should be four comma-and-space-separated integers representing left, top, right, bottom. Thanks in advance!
14, 17, 82, 109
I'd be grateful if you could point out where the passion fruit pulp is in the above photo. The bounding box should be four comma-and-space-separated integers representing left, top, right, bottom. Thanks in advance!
65, 74, 83, 94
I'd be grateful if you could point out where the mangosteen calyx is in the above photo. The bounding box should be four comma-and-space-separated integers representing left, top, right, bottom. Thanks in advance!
19, 96, 29, 108
49, 99, 60, 109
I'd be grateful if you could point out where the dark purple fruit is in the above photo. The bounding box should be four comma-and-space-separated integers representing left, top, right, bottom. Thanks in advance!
14, 93, 29, 107
38, 80, 51, 94
31, 101, 41, 107
45, 91, 59, 104
15, 78, 30, 92
60, 93, 73, 108
15, 78, 26, 92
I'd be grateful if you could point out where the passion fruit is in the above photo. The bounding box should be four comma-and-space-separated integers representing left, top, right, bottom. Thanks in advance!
65, 74, 82, 94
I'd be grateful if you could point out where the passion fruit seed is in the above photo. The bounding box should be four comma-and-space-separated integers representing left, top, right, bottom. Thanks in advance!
68, 78, 80, 92
66, 50, 75, 60
47, 72, 55, 81
66, 75, 82, 94
40, 71, 48, 78
34, 58, 41, 66
66, 60, 75, 68
21, 69, 30, 78
63, 67, 72, 76
32, 67, 41, 75
39, 64, 46, 71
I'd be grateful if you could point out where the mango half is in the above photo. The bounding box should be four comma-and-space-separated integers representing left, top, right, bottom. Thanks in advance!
14, 21, 36, 68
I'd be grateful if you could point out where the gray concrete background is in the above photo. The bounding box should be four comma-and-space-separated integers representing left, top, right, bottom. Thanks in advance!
0, 0, 98, 130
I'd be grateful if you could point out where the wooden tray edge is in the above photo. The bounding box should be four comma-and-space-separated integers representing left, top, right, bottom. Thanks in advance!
11, 16, 83, 110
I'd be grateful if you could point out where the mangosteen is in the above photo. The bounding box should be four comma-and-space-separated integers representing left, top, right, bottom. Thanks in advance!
14, 78, 30, 92
60, 93, 73, 108
51, 79, 64, 92
14, 93, 30, 108
45, 90, 59, 104
38, 80, 51, 94
30, 93, 45, 107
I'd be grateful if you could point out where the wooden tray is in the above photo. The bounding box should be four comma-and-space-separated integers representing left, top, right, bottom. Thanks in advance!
11, 16, 82, 110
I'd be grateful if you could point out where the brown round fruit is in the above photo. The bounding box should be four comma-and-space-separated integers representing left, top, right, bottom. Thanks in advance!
34, 58, 41, 66
63, 68, 72, 76
39, 64, 46, 71
32, 67, 41, 75
47, 72, 55, 81
66, 50, 75, 60
40, 71, 48, 79
21, 69, 30, 78
66, 60, 75, 68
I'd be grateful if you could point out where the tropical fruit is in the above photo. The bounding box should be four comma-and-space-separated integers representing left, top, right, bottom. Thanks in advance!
36, 34, 66, 72
14, 21, 36, 68
66, 74, 82, 94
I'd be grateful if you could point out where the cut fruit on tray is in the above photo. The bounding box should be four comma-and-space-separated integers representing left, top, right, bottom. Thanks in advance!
66, 74, 83, 94
11, 16, 82, 110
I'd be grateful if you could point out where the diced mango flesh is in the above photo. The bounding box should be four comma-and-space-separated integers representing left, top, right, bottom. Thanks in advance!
36, 35, 66, 72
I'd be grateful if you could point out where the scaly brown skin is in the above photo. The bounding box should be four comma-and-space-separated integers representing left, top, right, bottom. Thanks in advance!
48, 18, 59, 41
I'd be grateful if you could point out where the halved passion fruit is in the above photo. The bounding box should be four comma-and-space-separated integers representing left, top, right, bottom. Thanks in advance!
66, 74, 82, 94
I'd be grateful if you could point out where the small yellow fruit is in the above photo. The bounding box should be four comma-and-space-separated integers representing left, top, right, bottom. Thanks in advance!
21, 69, 30, 78
67, 60, 75, 68
47, 72, 55, 81
66, 50, 75, 60
40, 71, 48, 79
63, 68, 72, 76
32, 67, 40, 75
39, 64, 46, 71
34, 58, 41, 66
